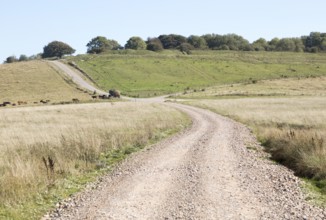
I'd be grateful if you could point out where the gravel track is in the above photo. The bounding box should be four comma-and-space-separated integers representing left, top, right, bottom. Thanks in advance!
49, 61, 107, 95
45, 103, 325, 220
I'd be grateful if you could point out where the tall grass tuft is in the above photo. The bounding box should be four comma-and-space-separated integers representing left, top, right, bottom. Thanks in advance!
261, 129, 326, 179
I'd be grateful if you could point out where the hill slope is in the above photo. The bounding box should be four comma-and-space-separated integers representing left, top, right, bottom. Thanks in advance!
67, 50, 326, 97
0, 61, 92, 104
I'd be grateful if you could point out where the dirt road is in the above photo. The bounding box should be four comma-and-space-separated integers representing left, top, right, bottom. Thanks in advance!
50, 61, 107, 95
46, 103, 324, 219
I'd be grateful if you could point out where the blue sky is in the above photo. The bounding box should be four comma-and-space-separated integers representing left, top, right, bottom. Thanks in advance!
1, 0, 325, 62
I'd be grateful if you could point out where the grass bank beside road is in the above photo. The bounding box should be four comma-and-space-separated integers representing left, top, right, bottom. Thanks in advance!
0, 102, 190, 219
182, 96, 326, 201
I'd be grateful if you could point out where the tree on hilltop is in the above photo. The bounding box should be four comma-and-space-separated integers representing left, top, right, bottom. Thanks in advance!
179, 43, 194, 54
158, 34, 187, 49
252, 38, 268, 51
42, 41, 75, 58
19, 54, 28, 61
125, 36, 146, 50
146, 38, 164, 51
86, 36, 121, 54
187, 35, 207, 49
302, 32, 326, 52
5, 56, 18, 63
267, 38, 280, 51
275, 38, 296, 51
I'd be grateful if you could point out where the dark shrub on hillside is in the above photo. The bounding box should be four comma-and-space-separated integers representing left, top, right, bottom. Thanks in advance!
158, 34, 187, 49
5, 56, 18, 63
109, 89, 120, 98
19, 54, 28, 62
179, 43, 194, 54
146, 38, 164, 52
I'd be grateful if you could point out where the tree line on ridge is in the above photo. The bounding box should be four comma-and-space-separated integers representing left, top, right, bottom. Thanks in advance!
4, 32, 326, 63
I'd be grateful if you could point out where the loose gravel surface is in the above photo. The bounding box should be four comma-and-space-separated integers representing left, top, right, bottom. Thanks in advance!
43, 103, 325, 220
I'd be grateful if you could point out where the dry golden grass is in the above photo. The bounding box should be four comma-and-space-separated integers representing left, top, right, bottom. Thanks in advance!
0, 61, 91, 104
185, 97, 326, 128
180, 76, 326, 98
0, 102, 189, 219
184, 96, 326, 180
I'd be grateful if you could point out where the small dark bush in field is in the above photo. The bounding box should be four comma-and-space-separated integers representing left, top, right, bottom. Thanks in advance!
99, 94, 109, 99
248, 77, 257, 84
109, 89, 120, 98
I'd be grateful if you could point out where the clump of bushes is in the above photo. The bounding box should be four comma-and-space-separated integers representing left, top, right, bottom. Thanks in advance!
109, 89, 120, 98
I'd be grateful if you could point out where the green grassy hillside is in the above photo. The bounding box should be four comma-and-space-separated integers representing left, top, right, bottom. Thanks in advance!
67, 50, 326, 97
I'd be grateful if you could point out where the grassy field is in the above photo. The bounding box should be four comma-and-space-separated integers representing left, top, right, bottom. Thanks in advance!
0, 102, 189, 219
179, 76, 326, 98
67, 50, 326, 97
0, 60, 92, 104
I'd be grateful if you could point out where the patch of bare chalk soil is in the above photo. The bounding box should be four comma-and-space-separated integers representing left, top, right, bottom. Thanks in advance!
45, 103, 325, 220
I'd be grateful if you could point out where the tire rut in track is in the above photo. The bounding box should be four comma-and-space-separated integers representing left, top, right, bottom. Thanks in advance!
156, 104, 263, 220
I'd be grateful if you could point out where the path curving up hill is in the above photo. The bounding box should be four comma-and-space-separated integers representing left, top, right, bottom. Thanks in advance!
50, 61, 107, 95
44, 61, 325, 219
